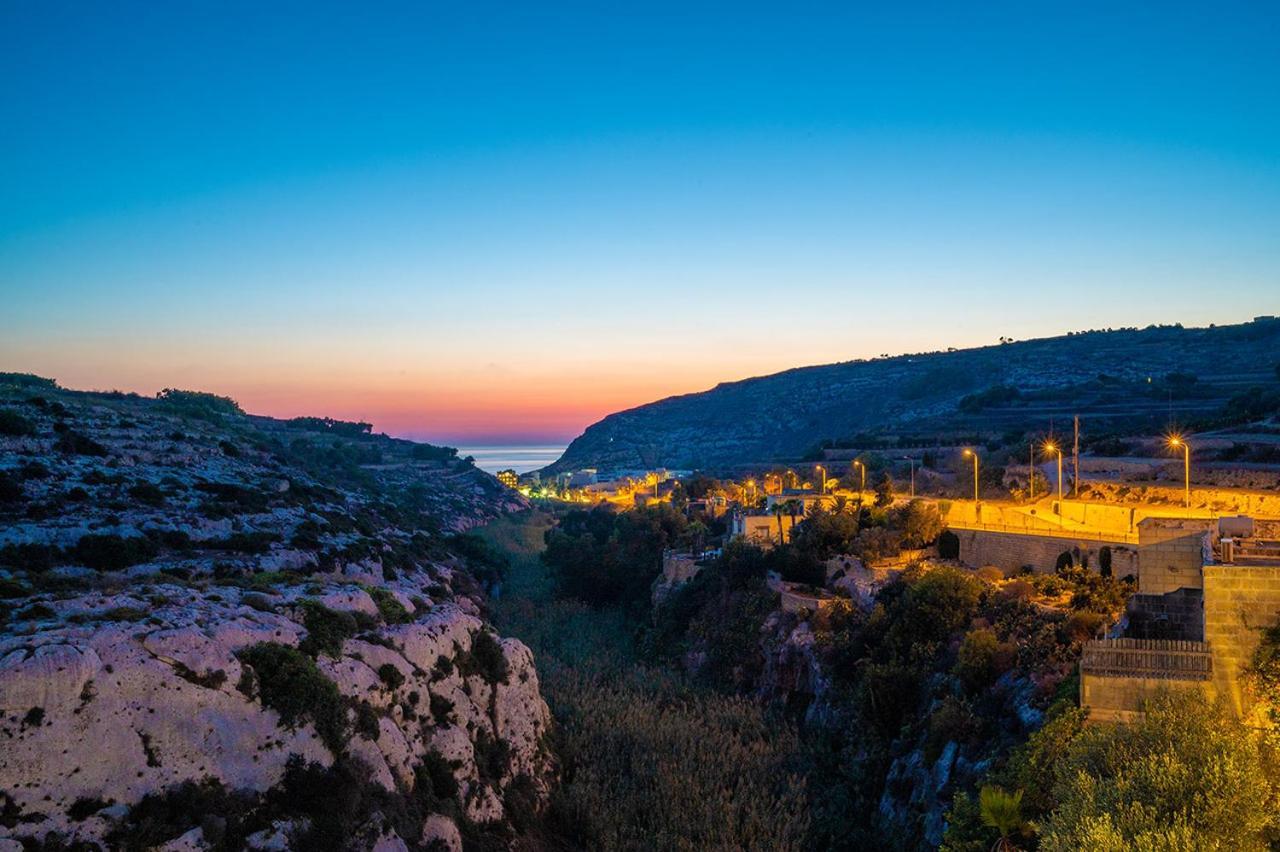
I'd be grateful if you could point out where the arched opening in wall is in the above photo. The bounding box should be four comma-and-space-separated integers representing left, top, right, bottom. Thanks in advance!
1055, 551, 1074, 575
938, 530, 960, 560
1099, 546, 1113, 578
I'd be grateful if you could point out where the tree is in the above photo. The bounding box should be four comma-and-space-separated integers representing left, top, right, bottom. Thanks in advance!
874, 472, 894, 507
1039, 690, 1276, 851
979, 786, 1025, 852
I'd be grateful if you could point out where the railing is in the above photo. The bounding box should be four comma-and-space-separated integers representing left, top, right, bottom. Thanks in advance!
946, 519, 1138, 544
1081, 638, 1212, 681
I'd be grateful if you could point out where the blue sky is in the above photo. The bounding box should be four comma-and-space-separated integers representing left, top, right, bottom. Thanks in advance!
2, 2, 1278, 443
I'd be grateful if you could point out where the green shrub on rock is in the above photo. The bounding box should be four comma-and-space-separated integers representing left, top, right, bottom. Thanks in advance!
236, 642, 349, 753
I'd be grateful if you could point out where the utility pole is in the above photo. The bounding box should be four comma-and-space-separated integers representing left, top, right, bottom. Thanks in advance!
1072, 415, 1080, 499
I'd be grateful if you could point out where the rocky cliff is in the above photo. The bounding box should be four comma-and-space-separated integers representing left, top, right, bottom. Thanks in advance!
0, 377, 550, 850
546, 318, 1280, 473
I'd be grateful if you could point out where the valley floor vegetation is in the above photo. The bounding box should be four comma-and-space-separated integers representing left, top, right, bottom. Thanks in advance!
481, 500, 1280, 851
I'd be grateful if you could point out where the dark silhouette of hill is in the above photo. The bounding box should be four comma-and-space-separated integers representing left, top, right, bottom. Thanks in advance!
545, 316, 1280, 473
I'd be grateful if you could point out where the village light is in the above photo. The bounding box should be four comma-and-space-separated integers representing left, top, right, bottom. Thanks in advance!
815, 465, 827, 493
852, 460, 865, 496
1169, 435, 1191, 509
962, 449, 979, 503
1043, 441, 1064, 505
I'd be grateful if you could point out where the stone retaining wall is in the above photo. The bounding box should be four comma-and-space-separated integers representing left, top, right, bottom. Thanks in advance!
954, 528, 1138, 577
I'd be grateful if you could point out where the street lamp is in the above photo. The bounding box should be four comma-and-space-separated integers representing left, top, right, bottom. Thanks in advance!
962, 448, 979, 503
902, 456, 916, 498
1043, 441, 1064, 505
1169, 435, 1191, 509
816, 465, 827, 494
852, 460, 865, 498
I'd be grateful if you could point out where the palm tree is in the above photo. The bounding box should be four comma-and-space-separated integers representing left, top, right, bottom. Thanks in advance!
833, 495, 849, 515
784, 498, 802, 540
979, 786, 1025, 852
772, 503, 786, 545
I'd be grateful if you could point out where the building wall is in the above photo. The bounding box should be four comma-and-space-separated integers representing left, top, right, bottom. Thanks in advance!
1202, 565, 1280, 717
1135, 519, 1211, 595
954, 528, 1138, 577
1079, 673, 1210, 723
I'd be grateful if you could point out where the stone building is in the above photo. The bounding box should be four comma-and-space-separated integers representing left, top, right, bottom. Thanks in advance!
1080, 516, 1280, 722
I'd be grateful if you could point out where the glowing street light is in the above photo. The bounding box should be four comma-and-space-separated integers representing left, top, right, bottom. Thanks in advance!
962, 448, 979, 503
1043, 441, 1064, 505
902, 456, 916, 498
852, 459, 865, 498
815, 465, 827, 494
1169, 435, 1191, 509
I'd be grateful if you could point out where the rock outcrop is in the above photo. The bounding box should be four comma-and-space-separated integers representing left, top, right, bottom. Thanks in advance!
0, 378, 549, 849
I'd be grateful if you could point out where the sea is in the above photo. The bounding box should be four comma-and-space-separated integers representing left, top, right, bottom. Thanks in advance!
457, 446, 566, 475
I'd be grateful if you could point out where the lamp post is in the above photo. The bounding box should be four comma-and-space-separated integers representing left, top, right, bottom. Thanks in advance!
962, 448, 979, 503
1169, 436, 1191, 509
1043, 441, 1063, 505
852, 460, 865, 500
902, 456, 916, 498
816, 465, 827, 494
1028, 442, 1036, 503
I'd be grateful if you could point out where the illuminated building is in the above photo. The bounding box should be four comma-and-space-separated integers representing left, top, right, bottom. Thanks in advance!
496, 469, 518, 489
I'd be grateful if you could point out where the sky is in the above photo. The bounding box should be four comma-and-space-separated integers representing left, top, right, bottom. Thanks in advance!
2, 2, 1278, 445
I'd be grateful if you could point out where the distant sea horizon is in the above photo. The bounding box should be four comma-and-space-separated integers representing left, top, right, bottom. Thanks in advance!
457, 445, 567, 475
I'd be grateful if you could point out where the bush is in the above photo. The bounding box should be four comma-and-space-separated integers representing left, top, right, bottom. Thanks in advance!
417, 750, 459, 801
235, 642, 348, 752
367, 586, 412, 625
954, 627, 1014, 692
429, 693, 455, 725
0, 408, 36, 437
55, 429, 108, 456
128, 481, 166, 507
462, 631, 509, 684
1039, 691, 1276, 850
71, 534, 158, 571
155, 388, 244, 421
0, 471, 22, 505
298, 601, 358, 657
377, 663, 405, 690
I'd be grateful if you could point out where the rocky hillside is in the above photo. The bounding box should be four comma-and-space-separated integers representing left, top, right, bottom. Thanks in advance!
546, 317, 1280, 472
0, 376, 550, 851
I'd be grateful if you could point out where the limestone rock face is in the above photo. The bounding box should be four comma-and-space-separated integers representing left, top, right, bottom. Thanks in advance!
0, 582, 551, 849
0, 378, 547, 848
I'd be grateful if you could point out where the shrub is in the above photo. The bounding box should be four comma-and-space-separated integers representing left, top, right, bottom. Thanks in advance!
416, 750, 459, 801
128, 481, 166, 507
472, 727, 511, 782
463, 630, 509, 684
429, 693, 455, 725
155, 388, 243, 420
235, 642, 348, 752
0, 577, 30, 598
298, 601, 358, 657
0, 408, 36, 437
367, 586, 412, 625
203, 531, 280, 554
377, 663, 405, 690
1039, 691, 1275, 850
71, 534, 158, 571
55, 429, 108, 456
